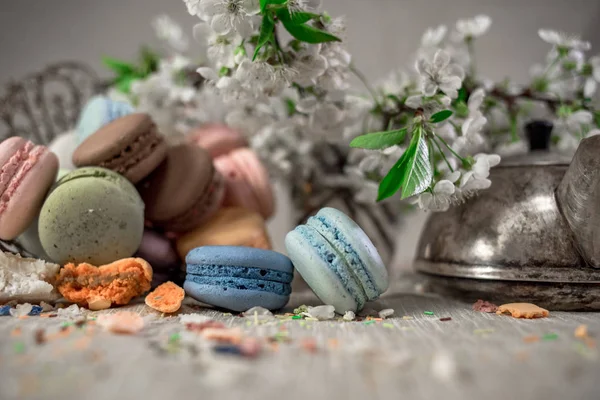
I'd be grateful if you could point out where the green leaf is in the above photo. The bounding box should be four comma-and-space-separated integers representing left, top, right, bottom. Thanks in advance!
430, 110, 453, 123
377, 126, 433, 201
594, 111, 600, 128
457, 87, 467, 103
277, 8, 319, 25
260, 0, 287, 11
102, 57, 136, 76
350, 128, 407, 150
281, 20, 341, 44
253, 16, 275, 60
140, 47, 160, 75
115, 76, 137, 94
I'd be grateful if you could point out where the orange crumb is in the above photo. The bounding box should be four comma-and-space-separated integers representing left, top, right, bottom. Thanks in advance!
145, 282, 185, 313
202, 327, 243, 344
496, 303, 549, 319
18, 316, 29, 320
574, 324, 588, 339
96, 312, 144, 335
55, 258, 153, 309
328, 338, 339, 349
73, 336, 92, 350
11, 328, 21, 337
301, 338, 318, 353
523, 335, 540, 343
269, 342, 279, 352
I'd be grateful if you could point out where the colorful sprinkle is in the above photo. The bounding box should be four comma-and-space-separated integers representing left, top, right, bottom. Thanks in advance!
424, 311, 434, 315
213, 344, 243, 356
382, 323, 394, 329
523, 335, 540, 343
363, 320, 375, 325
292, 315, 302, 320
543, 333, 558, 341
169, 333, 181, 343
14, 342, 25, 354
0, 305, 11, 316
473, 328, 495, 335
29, 305, 43, 316
402, 316, 413, 320
440, 317, 452, 322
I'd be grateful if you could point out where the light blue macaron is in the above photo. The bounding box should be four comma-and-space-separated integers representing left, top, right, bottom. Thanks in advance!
285, 207, 388, 313
184, 246, 294, 312
76, 95, 134, 144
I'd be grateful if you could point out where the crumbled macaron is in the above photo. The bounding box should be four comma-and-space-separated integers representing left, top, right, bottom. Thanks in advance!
145, 281, 185, 313
55, 258, 152, 309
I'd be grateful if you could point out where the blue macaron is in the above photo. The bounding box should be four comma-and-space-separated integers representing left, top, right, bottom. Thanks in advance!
184, 246, 294, 312
285, 207, 388, 313
76, 95, 134, 144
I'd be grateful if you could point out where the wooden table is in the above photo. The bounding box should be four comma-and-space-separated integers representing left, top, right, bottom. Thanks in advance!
0, 276, 598, 400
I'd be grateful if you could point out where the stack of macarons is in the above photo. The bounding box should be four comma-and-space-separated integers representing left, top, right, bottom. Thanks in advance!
2, 95, 389, 314
1, 96, 277, 289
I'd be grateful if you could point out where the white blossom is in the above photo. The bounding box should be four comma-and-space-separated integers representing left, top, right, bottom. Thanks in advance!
183, 0, 203, 16
584, 56, 600, 98
538, 29, 591, 51
200, 0, 260, 38
194, 23, 242, 68
416, 180, 456, 211
555, 110, 594, 153
454, 15, 491, 40
415, 50, 465, 98
153, 15, 189, 52
421, 25, 447, 47
291, 45, 328, 87
287, 0, 321, 13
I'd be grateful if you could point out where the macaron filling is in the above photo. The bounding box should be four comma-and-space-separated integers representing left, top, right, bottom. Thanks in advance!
187, 264, 293, 283
100, 128, 163, 175
308, 215, 380, 301
295, 225, 367, 309
186, 274, 291, 296
0, 142, 46, 215
156, 169, 225, 232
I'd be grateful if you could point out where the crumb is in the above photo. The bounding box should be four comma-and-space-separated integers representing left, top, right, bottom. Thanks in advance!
202, 327, 243, 344
523, 335, 540, 343
301, 338, 318, 353
145, 282, 185, 313
496, 303, 549, 319
55, 258, 152, 309
575, 324, 588, 339
96, 312, 144, 334
472, 299, 498, 313
34, 329, 46, 345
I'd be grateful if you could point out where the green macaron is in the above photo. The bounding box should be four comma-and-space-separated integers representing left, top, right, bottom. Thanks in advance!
39, 167, 144, 265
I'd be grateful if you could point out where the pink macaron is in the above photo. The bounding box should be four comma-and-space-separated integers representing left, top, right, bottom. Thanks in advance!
186, 124, 247, 159
0, 137, 59, 240
214, 148, 275, 219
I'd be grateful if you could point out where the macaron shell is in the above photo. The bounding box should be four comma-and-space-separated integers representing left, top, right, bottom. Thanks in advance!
187, 124, 247, 159
315, 208, 388, 295
285, 227, 360, 313
138, 144, 215, 223
230, 149, 274, 219
186, 246, 294, 276
73, 113, 167, 184
176, 208, 271, 260
48, 131, 78, 170
76, 96, 134, 144
39, 167, 144, 265
307, 215, 379, 301
186, 274, 291, 296
0, 138, 58, 240
214, 156, 261, 215
184, 280, 289, 312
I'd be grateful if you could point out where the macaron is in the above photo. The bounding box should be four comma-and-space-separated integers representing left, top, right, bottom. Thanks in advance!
48, 131, 78, 170
176, 207, 272, 260
76, 95, 134, 144
285, 207, 388, 313
138, 144, 225, 233
214, 148, 275, 219
135, 229, 180, 271
39, 167, 145, 265
73, 113, 168, 184
0, 137, 59, 240
187, 124, 247, 159
184, 246, 294, 311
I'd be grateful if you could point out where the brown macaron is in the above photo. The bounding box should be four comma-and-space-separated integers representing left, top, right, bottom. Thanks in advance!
72, 113, 167, 184
137, 144, 225, 233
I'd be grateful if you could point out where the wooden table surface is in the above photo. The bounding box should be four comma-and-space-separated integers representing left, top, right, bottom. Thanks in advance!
0, 276, 599, 400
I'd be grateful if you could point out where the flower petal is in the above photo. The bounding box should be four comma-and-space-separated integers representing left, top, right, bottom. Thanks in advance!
211, 13, 232, 35
196, 67, 218, 81
433, 50, 451, 70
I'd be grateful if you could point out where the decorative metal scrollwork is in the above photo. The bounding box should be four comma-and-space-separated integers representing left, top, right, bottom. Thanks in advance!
0, 62, 103, 145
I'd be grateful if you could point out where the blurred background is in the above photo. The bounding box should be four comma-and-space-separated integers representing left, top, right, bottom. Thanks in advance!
1, 0, 599, 269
